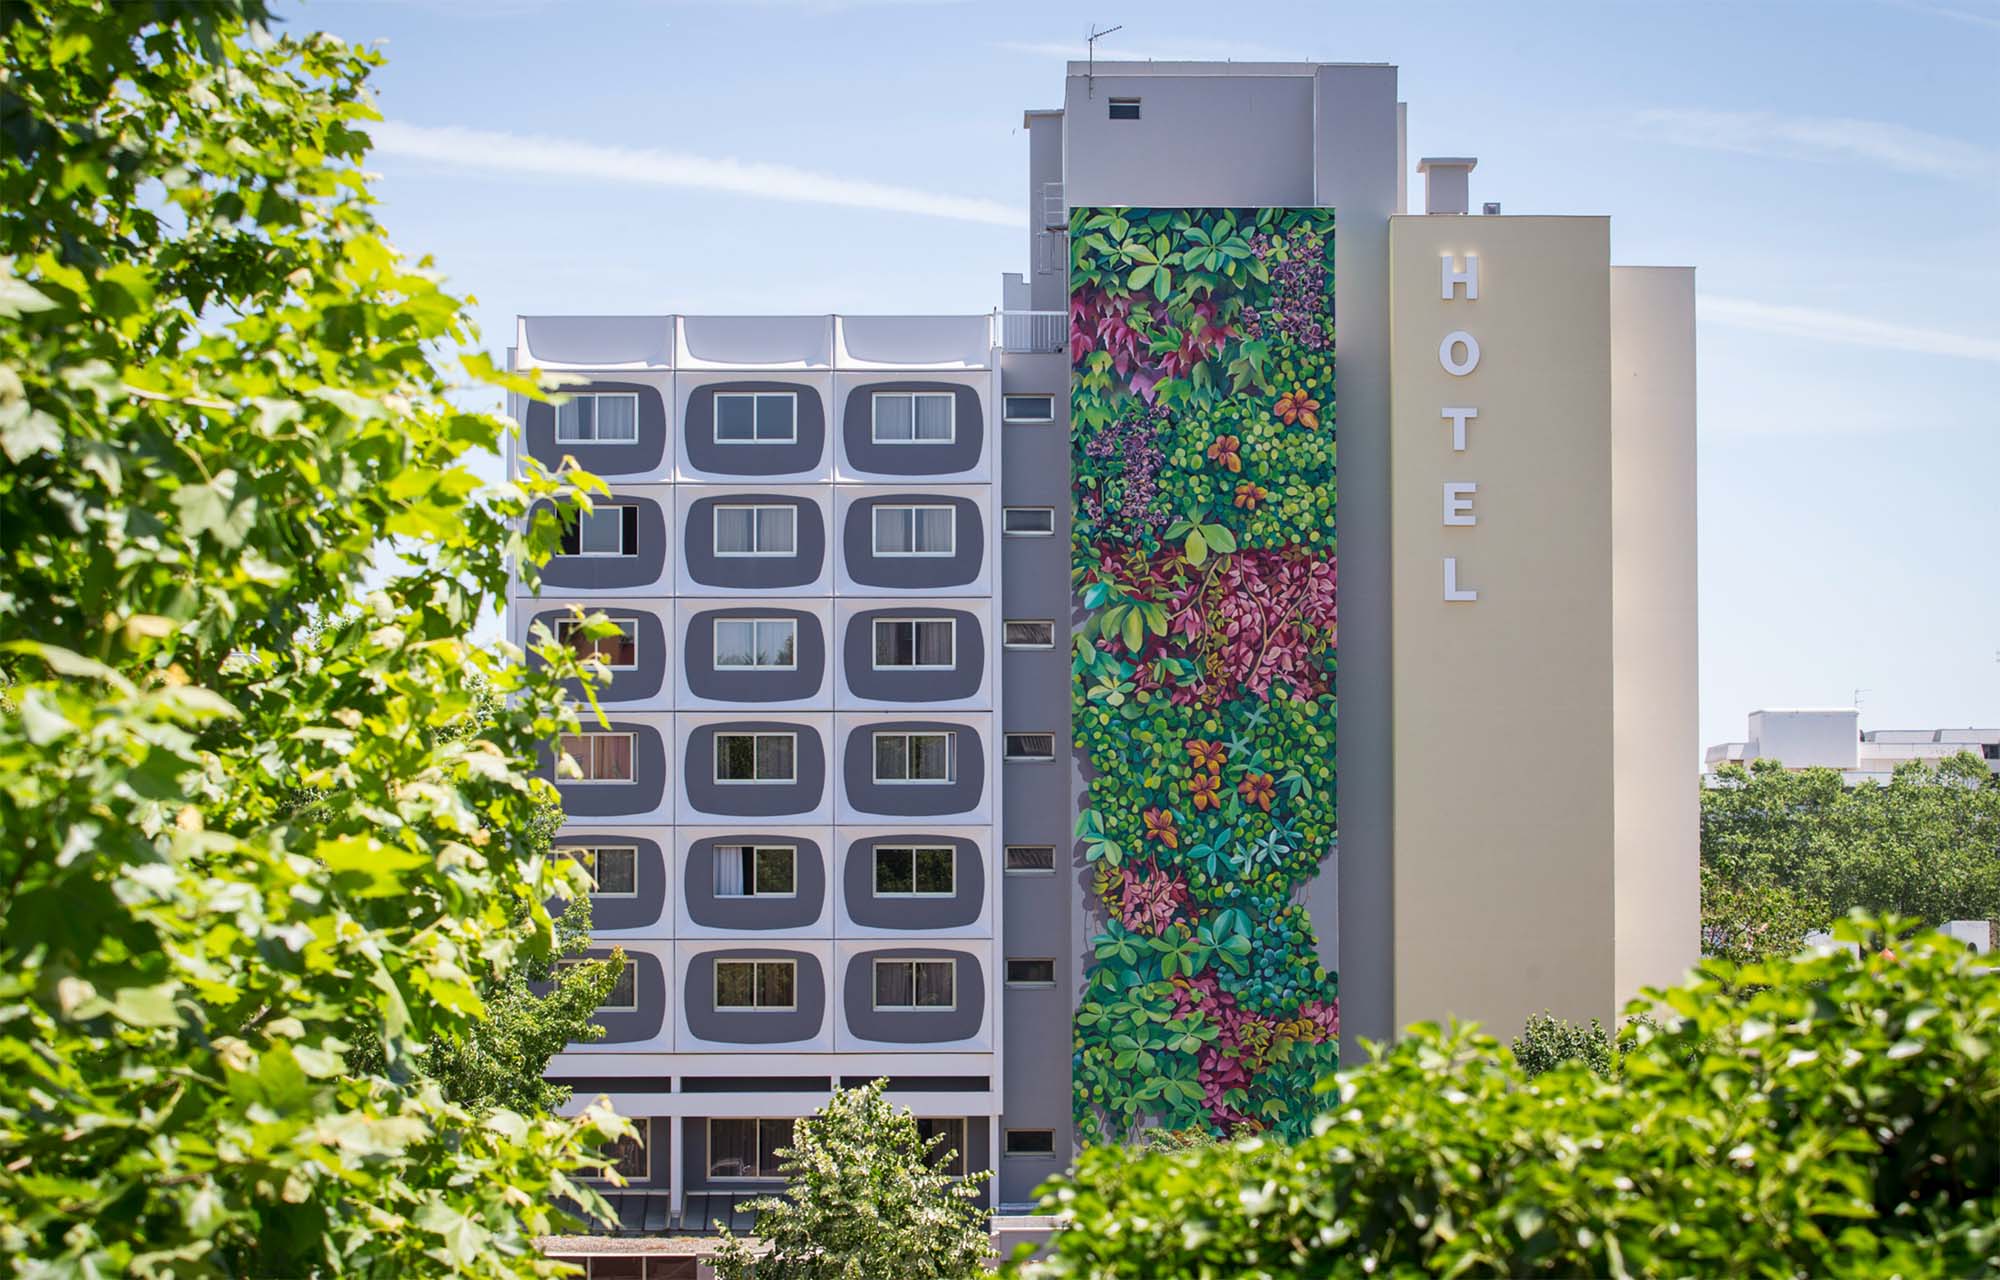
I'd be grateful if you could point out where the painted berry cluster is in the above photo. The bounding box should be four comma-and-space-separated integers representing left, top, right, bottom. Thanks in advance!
1070, 206, 1339, 1141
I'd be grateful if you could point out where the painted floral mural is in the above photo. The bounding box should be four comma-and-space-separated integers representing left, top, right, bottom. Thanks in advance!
1070, 206, 1339, 1141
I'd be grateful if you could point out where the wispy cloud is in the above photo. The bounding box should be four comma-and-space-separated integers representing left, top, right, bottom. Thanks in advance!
1880, 0, 2000, 29
996, 38, 1296, 63
369, 121, 1021, 228
1700, 295, 2000, 363
1632, 108, 1997, 181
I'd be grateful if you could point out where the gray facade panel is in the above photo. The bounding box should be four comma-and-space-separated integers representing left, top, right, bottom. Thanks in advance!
682, 948, 827, 1045
1062, 72, 1317, 208
542, 720, 668, 819
841, 720, 985, 817
841, 496, 984, 590
684, 721, 827, 818
536, 494, 669, 592
842, 834, 985, 930
683, 381, 828, 477
840, 381, 984, 476
551, 832, 667, 932
683, 493, 827, 590
684, 834, 827, 931
842, 949, 986, 1043
843, 607, 986, 703
522, 380, 668, 477
579, 948, 668, 1046
684, 606, 828, 703
526, 606, 669, 703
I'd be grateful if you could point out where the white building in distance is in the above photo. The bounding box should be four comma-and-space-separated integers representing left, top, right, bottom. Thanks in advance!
1706, 708, 2000, 785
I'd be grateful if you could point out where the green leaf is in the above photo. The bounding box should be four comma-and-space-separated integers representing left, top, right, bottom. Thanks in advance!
1184, 527, 1208, 565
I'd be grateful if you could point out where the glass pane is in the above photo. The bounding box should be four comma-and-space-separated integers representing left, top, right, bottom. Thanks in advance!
560, 735, 588, 775
710, 1119, 756, 1176
716, 735, 756, 780
757, 962, 794, 1008
911, 734, 950, 781
755, 620, 796, 668
607, 961, 637, 1008
755, 735, 794, 781
920, 1120, 965, 1176
556, 399, 586, 441
759, 1119, 795, 1179
714, 846, 747, 896
916, 960, 954, 1008
580, 508, 624, 554
714, 620, 756, 668
913, 507, 953, 554
595, 735, 633, 781
916, 620, 953, 666
914, 393, 952, 440
715, 396, 755, 442
608, 1120, 648, 1177
597, 848, 637, 895
756, 506, 795, 554
875, 620, 912, 667
756, 394, 795, 442
874, 394, 914, 441
715, 507, 755, 553
596, 396, 637, 441
715, 962, 755, 1008
915, 847, 954, 894
602, 621, 638, 667
1004, 395, 1053, 422
1006, 846, 1055, 872
875, 848, 914, 895
1004, 621, 1053, 647
874, 961, 913, 1007
754, 847, 794, 895
875, 734, 908, 781
874, 507, 911, 553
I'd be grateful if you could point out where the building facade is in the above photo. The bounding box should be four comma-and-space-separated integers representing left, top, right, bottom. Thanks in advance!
508, 58, 1701, 1218
1707, 708, 2000, 783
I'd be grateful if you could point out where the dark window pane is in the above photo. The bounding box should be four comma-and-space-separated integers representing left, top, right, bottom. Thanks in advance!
606, 961, 637, 1009
756, 735, 794, 781
715, 962, 755, 1007
755, 394, 795, 442
1005, 846, 1055, 872
875, 734, 908, 781
916, 620, 953, 666
716, 395, 756, 441
910, 734, 950, 781
1006, 1129, 1056, 1154
710, 1119, 756, 1176
754, 847, 794, 895
596, 848, 637, 895
875, 848, 914, 896
758, 1118, 795, 1178
716, 735, 755, 780
874, 960, 913, 1007
875, 620, 912, 667
914, 847, 954, 894
758, 961, 795, 1008
1007, 958, 1056, 985
916, 960, 954, 1008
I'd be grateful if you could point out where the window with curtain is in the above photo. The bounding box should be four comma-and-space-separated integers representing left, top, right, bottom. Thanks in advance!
556, 392, 639, 443
558, 732, 634, 782
555, 618, 639, 669
714, 392, 797, 444
713, 618, 797, 669
714, 733, 796, 783
708, 1118, 796, 1179
568, 846, 638, 896
873, 958, 955, 1010
713, 504, 796, 556
872, 618, 954, 668
558, 506, 637, 557
713, 845, 795, 897
871, 391, 954, 443
871, 505, 954, 556
873, 731, 951, 783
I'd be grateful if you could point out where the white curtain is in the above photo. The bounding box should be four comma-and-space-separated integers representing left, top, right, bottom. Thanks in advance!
713, 846, 747, 896
914, 507, 953, 553
714, 507, 754, 553
874, 394, 914, 441
914, 393, 952, 440
916, 620, 953, 665
595, 395, 637, 441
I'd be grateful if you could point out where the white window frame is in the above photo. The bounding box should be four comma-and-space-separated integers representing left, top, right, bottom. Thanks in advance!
871, 504, 956, 558
870, 390, 957, 445
1004, 845, 1057, 876
559, 732, 637, 785
1107, 97, 1141, 120
1003, 620, 1057, 650
713, 844, 798, 899
567, 845, 640, 900
714, 958, 797, 1012
871, 957, 957, 1012
706, 1118, 795, 1182
713, 503, 798, 558
561, 505, 636, 559
555, 391, 641, 444
1002, 394, 1056, 424
713, 731, 798, 785
872, 730, 954, 785
1005, 958, 1058, 988
870, 617, 957, 672
872, 844, 956, 899
554, 617, 640, 672
713, 390, 799, 445
1004, 732, 1057, 763
712, 617, 800, 672
1002, 507, 1055, 538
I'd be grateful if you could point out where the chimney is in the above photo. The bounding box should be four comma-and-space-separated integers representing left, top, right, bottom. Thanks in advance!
1417, 156, 1477, 215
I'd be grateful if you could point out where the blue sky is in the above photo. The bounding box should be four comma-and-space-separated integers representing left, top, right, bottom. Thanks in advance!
289, 0, 2000, 757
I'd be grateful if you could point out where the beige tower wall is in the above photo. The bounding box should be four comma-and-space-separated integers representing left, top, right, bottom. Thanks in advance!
1610, 266, 1701, 1004
1388, 216, 1619, 1034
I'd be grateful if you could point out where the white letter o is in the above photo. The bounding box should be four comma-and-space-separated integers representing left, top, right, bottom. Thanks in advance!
1439, 330, 1480, 376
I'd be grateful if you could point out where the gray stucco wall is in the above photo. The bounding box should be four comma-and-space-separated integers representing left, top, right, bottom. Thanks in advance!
682, 493, 826, 590
682, 948, 826, 1045
535, 494, 669, 592
840, 381, 984, 476
1062, 71, 1317, 208
683, 606, 827, 703
683, 381, 827, 477
841, 720, 985, 817
522, 380, 668, 478
551, 832, 668, 932
843, 606, 985, 703
842, 834, 985, 930
841, 496, 984, 591
683, 720, 827, 818
841, 949, 986, 1044
525, 606, 668, 704
541, 720, 667, 819
683, 834, 827, 931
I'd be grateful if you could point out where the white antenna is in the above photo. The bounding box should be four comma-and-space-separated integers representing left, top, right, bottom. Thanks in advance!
1086, 24, 1123, 98
1852, 687, 1869, 710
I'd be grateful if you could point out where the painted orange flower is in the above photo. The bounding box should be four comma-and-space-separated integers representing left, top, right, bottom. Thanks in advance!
1275, 387, 1321, 429
1205, 434, 1243, 473
1184, 738, 1226, 774
1142, 806, 1180, 850
1233, 481, 1269, 510
1188, 771, 1222, 811
1238, 772, 1276, 811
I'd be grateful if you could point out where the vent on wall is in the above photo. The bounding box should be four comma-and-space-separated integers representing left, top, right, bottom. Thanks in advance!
1108, 98, 1140, 120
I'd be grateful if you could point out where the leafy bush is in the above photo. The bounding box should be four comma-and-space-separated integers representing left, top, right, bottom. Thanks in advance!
1510, 1012, 1612, 1078
1014, 917, 2000, 1278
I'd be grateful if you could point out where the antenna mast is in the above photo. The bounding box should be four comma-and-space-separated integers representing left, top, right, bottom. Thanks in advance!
1087, 24, 1123, 98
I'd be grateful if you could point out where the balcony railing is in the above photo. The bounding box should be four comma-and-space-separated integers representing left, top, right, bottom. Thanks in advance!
997, 310, 1066, 354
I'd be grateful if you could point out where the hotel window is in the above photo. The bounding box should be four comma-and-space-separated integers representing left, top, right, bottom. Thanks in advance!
1004, 1129, 1056, 1156
714, 959, 796, 1011
714, 391, 797, 444
873, 731, 952, 784
1107, 97, 1141, 121
1002, 394, 1055, 423
872, 391, 955, 443
559, 505, 639, 557
713, 845, 796, 898
1003, 620, 1055, 650
873, 618, 954, 670
874, 845, 954, 897
1004, 733, 1056, 763
916, 1118, 967, 1177
1006, 958, 1056, 988
591, 1117, 650, 1182
561, 957, 639, 1012
1002, 507, 1055, 537
555, 617, 639, 670
567, 845, 639, 898
714, 732, 797, 784
1004, 845, 1056, 875
559, 732, 635, 783
714, 504, 797, 557
872, 504, 955, 556
556, 392, 639, 443
708, 1118, 795, 1180
873, 958, 955, 1011
714, 618, 798, 670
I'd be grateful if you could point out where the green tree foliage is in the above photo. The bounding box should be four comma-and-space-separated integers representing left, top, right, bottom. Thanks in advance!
1509, 1012, 1611, 1078
1011, 917, 2000, 1278
1703, 755, 2000, 959
713, 1080, 994, 1280
0, 1, 632, 1272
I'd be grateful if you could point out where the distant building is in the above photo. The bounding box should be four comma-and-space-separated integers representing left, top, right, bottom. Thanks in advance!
1705, 708, 2000, 785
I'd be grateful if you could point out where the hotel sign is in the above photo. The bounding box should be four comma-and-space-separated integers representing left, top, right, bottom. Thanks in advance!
1438, 252, 1481, 602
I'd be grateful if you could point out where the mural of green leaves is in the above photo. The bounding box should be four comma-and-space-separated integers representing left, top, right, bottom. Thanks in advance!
1070, 207, 1339, 1141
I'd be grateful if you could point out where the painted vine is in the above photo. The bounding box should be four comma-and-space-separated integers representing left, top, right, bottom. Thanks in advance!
1071, 206, 1340, 1141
